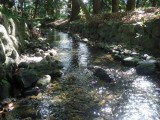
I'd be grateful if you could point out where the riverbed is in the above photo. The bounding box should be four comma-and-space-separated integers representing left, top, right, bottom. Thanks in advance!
6, 29, 160, 120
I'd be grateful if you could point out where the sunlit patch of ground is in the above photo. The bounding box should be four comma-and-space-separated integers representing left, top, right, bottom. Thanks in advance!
47, 19, 69, 26
90, 7, 160, 24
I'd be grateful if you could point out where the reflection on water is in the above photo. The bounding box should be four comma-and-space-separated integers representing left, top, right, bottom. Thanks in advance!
51, 31, 89, 73
7, 30, 160, 120
113, 76, 160, 120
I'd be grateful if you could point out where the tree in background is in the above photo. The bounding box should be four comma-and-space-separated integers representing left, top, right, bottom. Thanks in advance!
70, 0, 80, 21
126, 0, 135, 11
112, 0, 119, 12
151, 0, 157, 7
93, 0, 102, 14
33, 0, 39, 18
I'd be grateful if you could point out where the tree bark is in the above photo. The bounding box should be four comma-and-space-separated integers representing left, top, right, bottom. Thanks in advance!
136, 0, 140, 8
151, 0, 157, 7
112, 0, 119, 12
93, 0, 102, 14
126, 0, 135, 11
33, 0, 39, 18
70, 0, 80, 21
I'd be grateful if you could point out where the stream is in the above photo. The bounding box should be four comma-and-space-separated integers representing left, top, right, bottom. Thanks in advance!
6, 29, 160, 120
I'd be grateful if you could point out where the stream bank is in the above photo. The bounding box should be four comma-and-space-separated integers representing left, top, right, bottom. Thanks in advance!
49, 18, 160, 79
0, 13, 62, 104
4, 29, 160, 120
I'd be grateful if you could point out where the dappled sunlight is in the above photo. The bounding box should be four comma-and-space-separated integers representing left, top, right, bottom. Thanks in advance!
47, 19, 69, 26
6, 29, 160, 120
95, 54, 114, 64
78, 43, 89, 67
132, 77, 156, 90
123, 68, 136, 75
122, 8, 160, 23
20, 55, 43, 63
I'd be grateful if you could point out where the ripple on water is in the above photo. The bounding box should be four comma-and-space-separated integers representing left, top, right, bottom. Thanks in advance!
6, 30, 160, 120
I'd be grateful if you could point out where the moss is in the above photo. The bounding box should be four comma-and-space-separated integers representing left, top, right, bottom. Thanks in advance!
0, 79, 10, 86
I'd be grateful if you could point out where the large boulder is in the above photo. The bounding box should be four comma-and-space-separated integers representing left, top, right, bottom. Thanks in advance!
0, 41, 6, 63
22, 87, 41, 97
93, 68, 112, 82
0, 64, 5, 80
0, 24, 19, 60
122, 57, 140, 67
14, 69, 39, 88
0, 80, 11, 100
136, 61, 156, 75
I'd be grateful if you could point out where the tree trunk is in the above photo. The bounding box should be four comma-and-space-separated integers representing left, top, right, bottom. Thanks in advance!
93, 0, 102, 14
151, 0, 157, 7
77, 0, 91, 21
126, 0, 135, 11
136, 0, 140, 8
33, 0, 39, 18
70, 0, 80, 21
112, 0, 119, 12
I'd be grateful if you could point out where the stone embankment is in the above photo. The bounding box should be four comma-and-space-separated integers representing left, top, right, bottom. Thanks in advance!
0, 13, 63, 104
55, 19, 160, 77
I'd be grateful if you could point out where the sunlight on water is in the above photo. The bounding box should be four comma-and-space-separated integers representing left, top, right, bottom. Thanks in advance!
78, 43, 89, 67
115, 76, 160, 120
123, 68, 136, 75
132, 77, 156, 90
96, 87, 107, 94
53, 32, 90, 72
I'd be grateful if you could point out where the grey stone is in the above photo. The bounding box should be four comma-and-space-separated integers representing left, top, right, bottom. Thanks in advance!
22, 87, 40, 97
50, 70, 63, 78
122, 57, 139, 67
136, 62, 156, 75
36, 75, 51, 88
93, 68, 112, 82
0, 41, 6, 63
10, 49, 19, 60
18, 62, 29, 68
14, 69, 39, 88
0, 81, 11, 100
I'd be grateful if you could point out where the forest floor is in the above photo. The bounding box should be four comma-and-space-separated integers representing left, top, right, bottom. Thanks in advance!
47, 7, 160, 26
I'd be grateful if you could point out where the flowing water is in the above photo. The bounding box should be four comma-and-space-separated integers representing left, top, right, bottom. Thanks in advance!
6, 29, 160, 120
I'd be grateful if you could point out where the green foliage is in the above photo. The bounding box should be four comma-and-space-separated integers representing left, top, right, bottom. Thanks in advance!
0, 79, 9, 86
0, 6, 18, 19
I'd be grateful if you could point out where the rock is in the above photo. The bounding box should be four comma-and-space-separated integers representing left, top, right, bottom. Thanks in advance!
123, 49, 132, 55
0, 64, 6, 80
50, 60, 63, 69
35, 52, 41, 57
113, 54, 123, 61
122, 57, 139, 67
136, 62, 156, 75
0, 81, 11, 100
18, 62, 29, 68
14, 69, 39, 88
50, 70, 63, 78
10, 49, 19, 60
5, 57, 17, 73
22, 87, 41, 97
9, 35, 19, 49
0, 41, 6, 63
152, 20, 160, 38
1, 98, 12, 106
36, 75, 51, 88
93, 68, 112, 82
